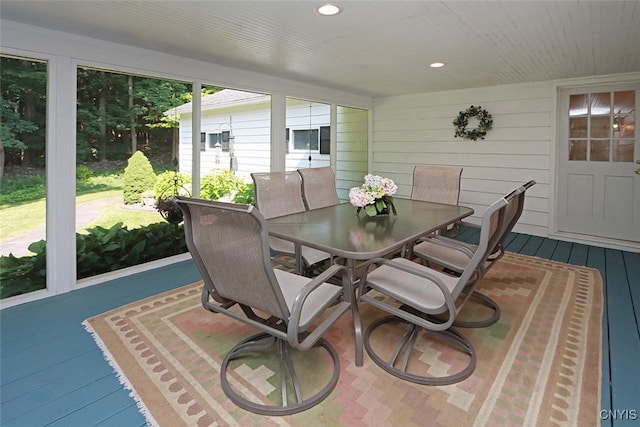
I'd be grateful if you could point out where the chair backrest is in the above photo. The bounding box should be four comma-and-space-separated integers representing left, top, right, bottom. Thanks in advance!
493, 180, 536, 254
454, 195, 510, 297
251, 171, 306, 219
174, 196, 290, 320
297, 166, 341, 210
411, 165, 463, 205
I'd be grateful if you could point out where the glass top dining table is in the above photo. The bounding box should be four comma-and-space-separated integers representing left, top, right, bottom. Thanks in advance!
266, 198, 474, 261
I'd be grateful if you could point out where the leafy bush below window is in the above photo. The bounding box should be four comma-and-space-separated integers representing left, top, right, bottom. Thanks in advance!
0, 221, 187, 299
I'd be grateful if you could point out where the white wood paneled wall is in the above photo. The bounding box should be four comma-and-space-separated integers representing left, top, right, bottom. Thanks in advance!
372, 82, 552, 237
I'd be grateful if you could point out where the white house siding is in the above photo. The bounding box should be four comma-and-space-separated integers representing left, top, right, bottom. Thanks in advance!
178, 100, 272, 181
336, 106, 369, 200
372, 82, 552, 237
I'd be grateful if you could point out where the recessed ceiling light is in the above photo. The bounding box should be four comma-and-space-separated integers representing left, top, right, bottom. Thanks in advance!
317, 4, 341, 16
430, 62, 446, 68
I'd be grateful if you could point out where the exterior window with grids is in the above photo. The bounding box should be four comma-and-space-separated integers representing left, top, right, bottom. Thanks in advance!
568, 91, 635, 162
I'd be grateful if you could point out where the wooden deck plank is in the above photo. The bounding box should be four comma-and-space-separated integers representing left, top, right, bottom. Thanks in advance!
0, 375, 125, 427
0, 260, 201, 426
584, 246, 611, 423
1, 260, 200, 347
1, 349, 109, 408
534, 238, 558, 259
456, 225, 479, 244
518, 235, 544, 256
568, 242, 589, 266
1, 334, 98, 385
622, 251, 640, 336
0, 237, 636, 425
550, 240, 572, 263
93, 404, 147, 427
46, 389, 143, 427
504, 233, 530, 253
601, 249, 640, 416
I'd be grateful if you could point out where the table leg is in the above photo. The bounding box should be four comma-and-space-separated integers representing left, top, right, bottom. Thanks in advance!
346, 258, 363, 367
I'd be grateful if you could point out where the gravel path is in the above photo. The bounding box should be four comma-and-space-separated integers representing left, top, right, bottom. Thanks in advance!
1, 196, 122, 257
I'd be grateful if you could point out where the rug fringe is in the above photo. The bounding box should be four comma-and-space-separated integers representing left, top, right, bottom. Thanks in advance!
82, 319, 159, 427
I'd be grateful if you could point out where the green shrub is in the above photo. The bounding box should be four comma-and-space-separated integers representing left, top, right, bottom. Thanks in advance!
0, 222, 187, 299
153, 171, 191, 199
201, 169, 251, 202
122, 151, 156, 204
76, 164, 94, 181
233, 182, 255, 205
0, 174, 46, 205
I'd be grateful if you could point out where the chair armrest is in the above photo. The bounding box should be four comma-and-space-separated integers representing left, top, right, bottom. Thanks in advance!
288, 264, 352, 350
429, 235, 476, 258
359, 258, 458, 330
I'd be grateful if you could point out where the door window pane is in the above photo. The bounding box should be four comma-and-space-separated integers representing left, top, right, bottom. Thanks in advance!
590, 140, 610, 161
569, 94, 588, 116
569, 117, 587, 138
590, 92, 611, 115
568, 90, 635, 163
613, 140, 634, 162
569, 140, 587, 161
590, 116, 610, 138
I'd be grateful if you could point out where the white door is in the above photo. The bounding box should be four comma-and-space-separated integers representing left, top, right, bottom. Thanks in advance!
557, 83, 640, 243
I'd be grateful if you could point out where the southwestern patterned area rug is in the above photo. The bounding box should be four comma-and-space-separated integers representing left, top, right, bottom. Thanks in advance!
83, 253, 603, 427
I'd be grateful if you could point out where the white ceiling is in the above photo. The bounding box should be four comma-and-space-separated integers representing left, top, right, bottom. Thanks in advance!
2, 1, 639, 98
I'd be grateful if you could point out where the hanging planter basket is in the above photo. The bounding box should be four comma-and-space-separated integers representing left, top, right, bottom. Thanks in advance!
155, 170, 190, 224
156, 198, 183, 224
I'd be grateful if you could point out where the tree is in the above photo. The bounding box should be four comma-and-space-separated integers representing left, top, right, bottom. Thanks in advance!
3, 57, 198, 167
0, 56, 47, 168
122, 151, 156, 204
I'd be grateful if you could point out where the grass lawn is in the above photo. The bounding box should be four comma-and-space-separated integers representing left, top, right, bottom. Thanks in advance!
1, 190, 166, 241
1, 163, 173, 242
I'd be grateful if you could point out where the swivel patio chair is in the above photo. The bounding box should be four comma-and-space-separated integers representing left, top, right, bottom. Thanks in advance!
411, 180, 536, 275
174, 196, 356, 415
297, 166, 341, 210
407, 181, 535, 328
411, 164, 463, 234
357, 195, 510, 385
251, 171, 332, 274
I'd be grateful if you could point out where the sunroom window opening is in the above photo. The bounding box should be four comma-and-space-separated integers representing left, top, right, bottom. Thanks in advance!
0, 54, 49, 300
75, 66, 192, 280
285, 98, 331, 170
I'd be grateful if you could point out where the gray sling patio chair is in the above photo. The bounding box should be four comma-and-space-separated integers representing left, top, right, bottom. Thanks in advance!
407, 180, 535, 327
411, 180, 536, 274
356, 195, 510, 385
173, 196, 356, 415
411, 164, 463, 235
251, 171, 332, 274
297, 166, 341, 210
411, 165, 463, 205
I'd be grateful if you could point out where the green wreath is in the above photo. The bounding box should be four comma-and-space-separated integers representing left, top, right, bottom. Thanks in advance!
453, 105, 493, 141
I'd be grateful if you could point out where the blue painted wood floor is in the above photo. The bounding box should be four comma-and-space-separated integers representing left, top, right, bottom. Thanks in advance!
1, 231, 639, 426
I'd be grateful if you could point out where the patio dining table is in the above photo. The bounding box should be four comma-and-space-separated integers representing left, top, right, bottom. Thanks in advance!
266, 197, 474, 265
266, 197, 474, 366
